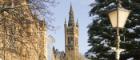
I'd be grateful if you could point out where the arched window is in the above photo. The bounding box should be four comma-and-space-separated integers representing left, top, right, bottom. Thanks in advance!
68, 37, 73, 47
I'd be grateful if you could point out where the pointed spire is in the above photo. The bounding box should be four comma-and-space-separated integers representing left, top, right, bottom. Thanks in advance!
70, 2, 73, 13
64, 18, 67, 28
65, 18, 67, 24
76, 19, 79, 27
70, 4, 73, 14
68, 4, 75, 26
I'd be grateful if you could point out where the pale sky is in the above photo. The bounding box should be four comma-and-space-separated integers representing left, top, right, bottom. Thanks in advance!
48, 0, 93, 54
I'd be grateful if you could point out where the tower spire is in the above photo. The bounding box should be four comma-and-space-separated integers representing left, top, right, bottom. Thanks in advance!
68, 4, 75, 26
65, 4, 79, 60
65, 18, 67, 24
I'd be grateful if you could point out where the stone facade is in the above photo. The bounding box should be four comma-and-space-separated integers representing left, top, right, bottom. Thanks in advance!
52, 47, 65, 60
0, 0, 47, 60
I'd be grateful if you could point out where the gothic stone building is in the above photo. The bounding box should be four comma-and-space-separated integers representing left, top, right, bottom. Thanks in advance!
0, 0, 47, 60
52, 47, 65, 60
53, 5, 79, 60
64, 5, 79, 60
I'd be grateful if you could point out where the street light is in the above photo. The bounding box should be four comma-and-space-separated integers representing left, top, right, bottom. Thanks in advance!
108, 1, 131, 60
108, 6, 131, 28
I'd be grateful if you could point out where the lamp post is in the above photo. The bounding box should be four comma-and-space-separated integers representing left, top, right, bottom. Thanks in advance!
108, 0, 131, 60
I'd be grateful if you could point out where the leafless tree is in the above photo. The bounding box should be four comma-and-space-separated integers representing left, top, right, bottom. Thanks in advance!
29, 0, 58, 30
0, 0, 57, 30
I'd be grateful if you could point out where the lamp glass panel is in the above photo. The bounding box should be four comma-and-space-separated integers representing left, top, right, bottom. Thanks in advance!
118, 8, 131, 28
108, 8, 131, 28
108, 10, 117, 28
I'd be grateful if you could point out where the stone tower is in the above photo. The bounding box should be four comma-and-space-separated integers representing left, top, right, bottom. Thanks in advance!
64, 5, 79, 60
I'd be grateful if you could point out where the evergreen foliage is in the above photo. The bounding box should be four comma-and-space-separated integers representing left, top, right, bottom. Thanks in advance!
86, 0, 140, 60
